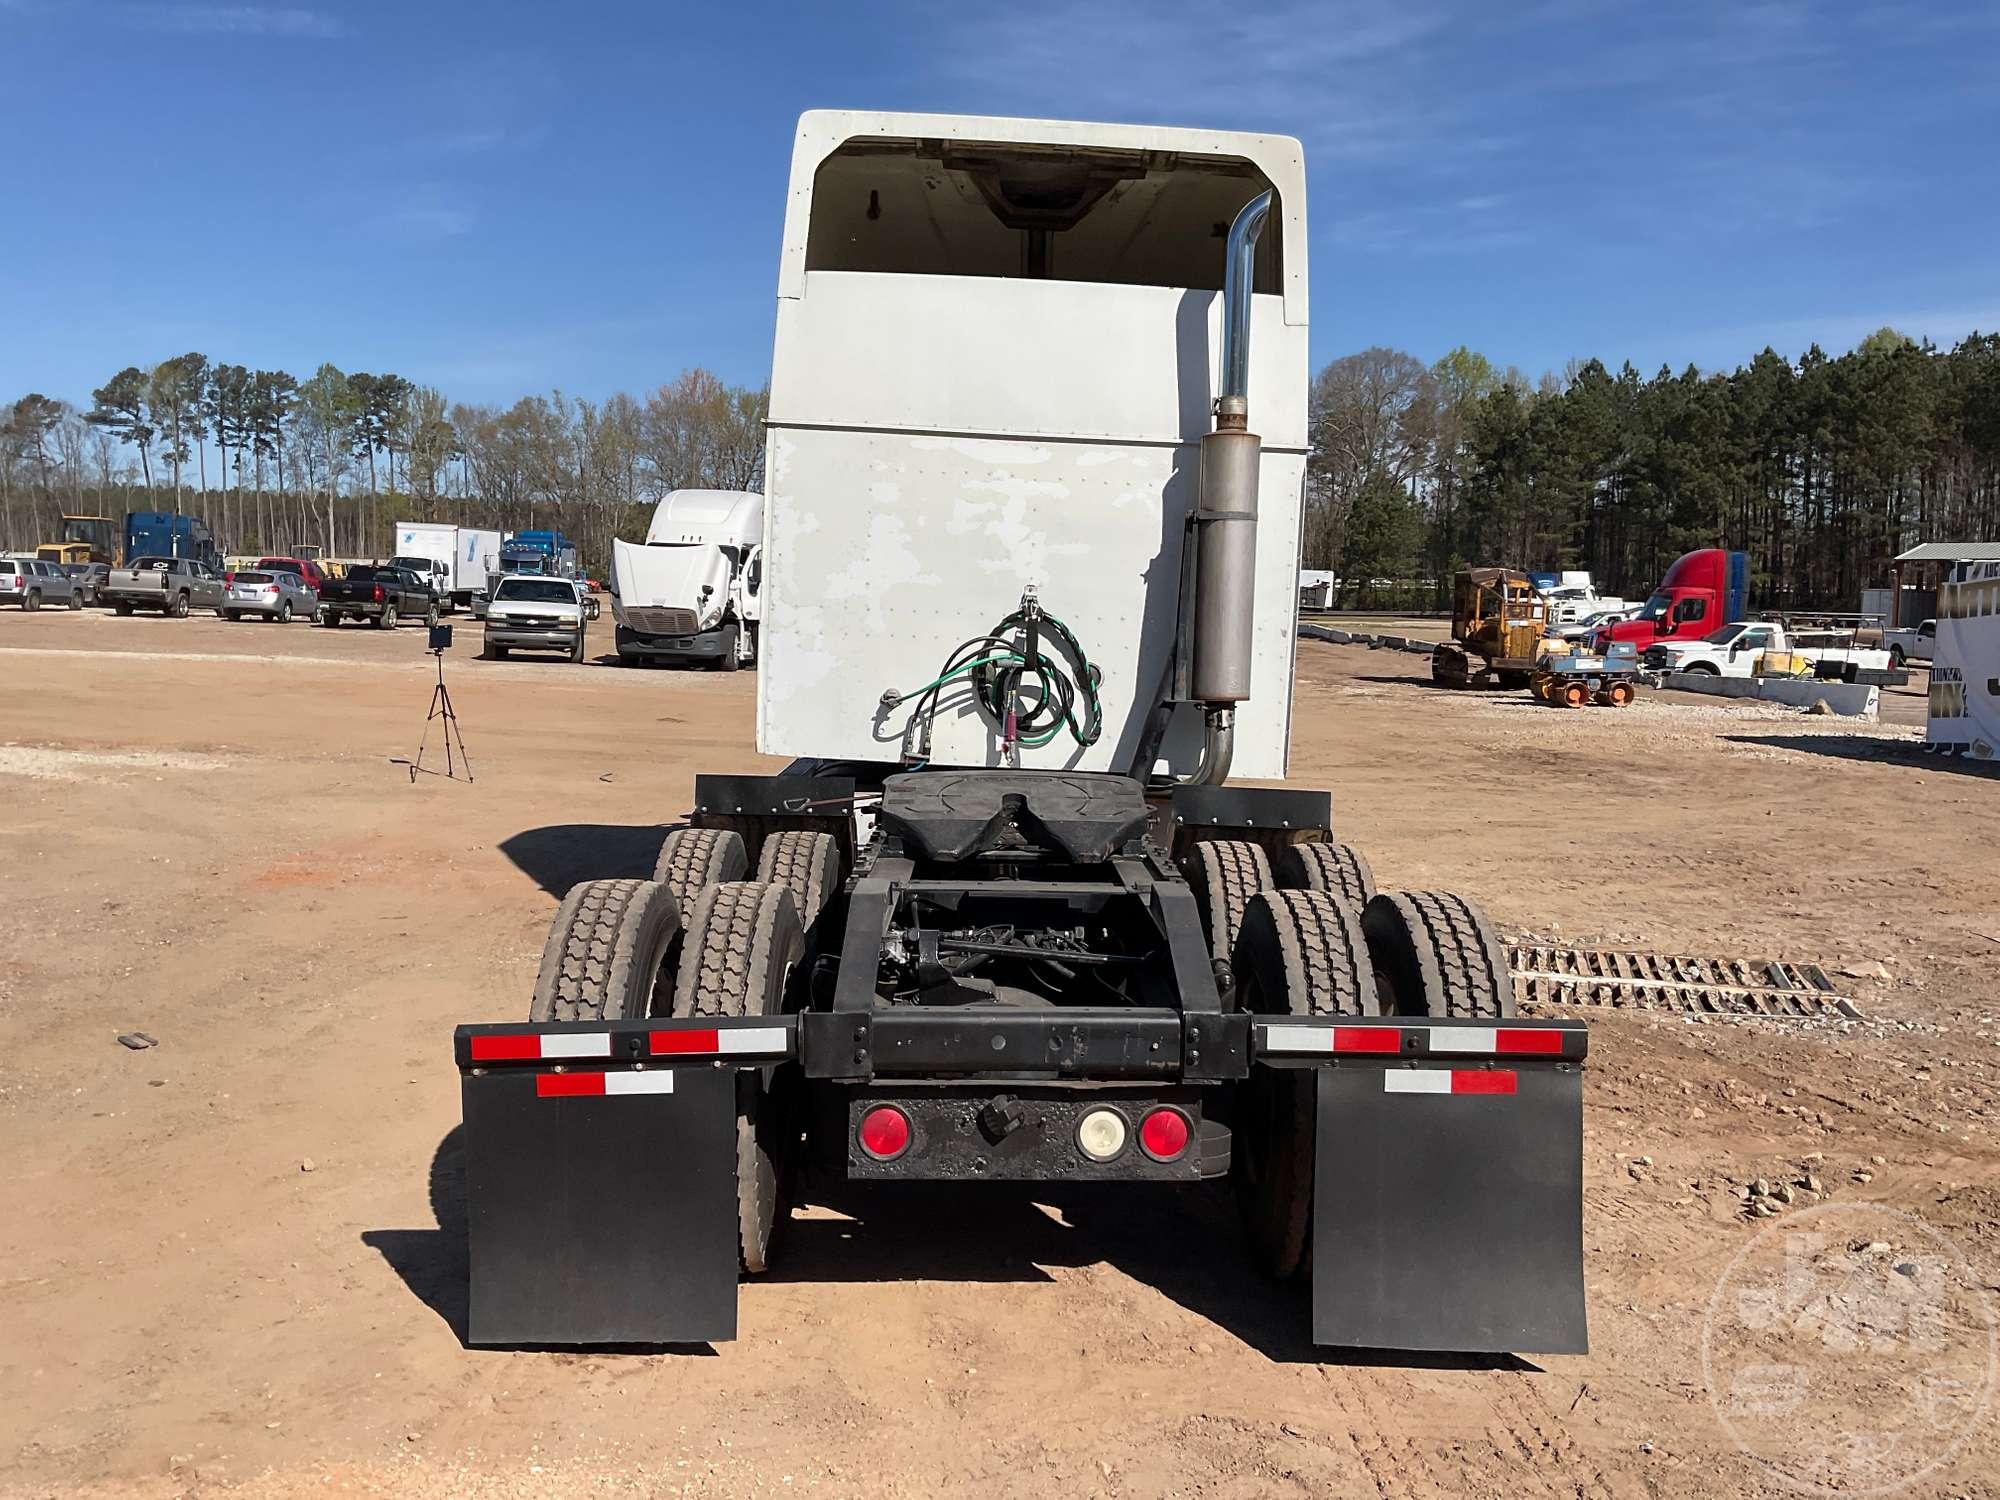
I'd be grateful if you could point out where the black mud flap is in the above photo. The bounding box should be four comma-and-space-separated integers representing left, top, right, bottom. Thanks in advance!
1310, 1059, 1586, 1353
455, 1017, 796, 1347
1251, 1015, 1587, 1354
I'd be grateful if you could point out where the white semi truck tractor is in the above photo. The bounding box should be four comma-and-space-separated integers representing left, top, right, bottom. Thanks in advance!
609, 489, 764, 669
453, 111, 1588, 1355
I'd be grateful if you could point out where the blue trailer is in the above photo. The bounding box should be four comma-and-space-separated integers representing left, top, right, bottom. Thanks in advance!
123, 512, 219, 570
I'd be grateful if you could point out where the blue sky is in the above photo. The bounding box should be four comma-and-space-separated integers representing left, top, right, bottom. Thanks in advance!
3, 0, 1997, 408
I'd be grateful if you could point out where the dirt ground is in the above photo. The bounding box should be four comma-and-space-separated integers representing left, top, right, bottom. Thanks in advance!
2, 609, 1996, 1499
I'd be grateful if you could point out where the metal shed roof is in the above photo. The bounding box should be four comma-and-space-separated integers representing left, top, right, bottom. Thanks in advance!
1895, 542, 2000, 562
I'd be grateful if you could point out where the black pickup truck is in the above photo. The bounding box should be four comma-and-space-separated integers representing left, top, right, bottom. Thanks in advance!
317, 564, 438, 629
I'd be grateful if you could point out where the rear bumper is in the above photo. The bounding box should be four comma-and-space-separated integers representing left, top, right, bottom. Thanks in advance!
616, 623, 728, 659
324, 600, 387, 616
227, 598, 288, 615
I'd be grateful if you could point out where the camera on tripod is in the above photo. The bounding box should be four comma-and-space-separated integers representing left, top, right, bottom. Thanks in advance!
404, 623, 471, 782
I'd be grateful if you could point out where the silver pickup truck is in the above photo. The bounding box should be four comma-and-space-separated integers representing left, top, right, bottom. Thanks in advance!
103, 556, 228, 617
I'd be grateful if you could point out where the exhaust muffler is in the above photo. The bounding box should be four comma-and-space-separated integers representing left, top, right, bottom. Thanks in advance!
1186, 189, 1272, 785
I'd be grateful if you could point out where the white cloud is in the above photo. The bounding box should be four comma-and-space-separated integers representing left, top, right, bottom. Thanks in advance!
121, 4, 342, 38
1698, 307, 2000, 363
926, 0, 1453, 161
380, 201, 475, 240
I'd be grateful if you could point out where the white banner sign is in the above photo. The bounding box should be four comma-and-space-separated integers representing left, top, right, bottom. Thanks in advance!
1927, 560, 2000, 757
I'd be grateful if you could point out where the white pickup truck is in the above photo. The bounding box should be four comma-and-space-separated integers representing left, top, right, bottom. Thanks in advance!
481, 575, 601, 663
1642, 621, 1891, 679
1884, 618, 1936, 668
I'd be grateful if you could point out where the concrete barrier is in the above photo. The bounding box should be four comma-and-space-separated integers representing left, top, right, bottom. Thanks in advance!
1660, 671, 1879, 718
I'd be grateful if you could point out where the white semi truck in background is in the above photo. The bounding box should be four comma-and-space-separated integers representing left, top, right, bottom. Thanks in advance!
450, 110, 1587, 1360
392, 522, 503, 612
609, 489, 764, 670
1540, 573, 1627, 625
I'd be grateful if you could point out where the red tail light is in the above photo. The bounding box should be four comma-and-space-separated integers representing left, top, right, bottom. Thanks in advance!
1138, 1107, 1190, 1162
372, 584, 384, 603
858, 1106, 911, 1161
224, 570, 235, 583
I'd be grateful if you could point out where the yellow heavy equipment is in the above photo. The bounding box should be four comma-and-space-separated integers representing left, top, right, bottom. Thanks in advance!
1431, 566, 1552, 689
35, 515, 118, 566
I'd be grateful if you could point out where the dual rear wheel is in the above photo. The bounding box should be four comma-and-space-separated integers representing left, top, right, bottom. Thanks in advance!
530, 825, 845, 1275
1187, 838, 1512, 1278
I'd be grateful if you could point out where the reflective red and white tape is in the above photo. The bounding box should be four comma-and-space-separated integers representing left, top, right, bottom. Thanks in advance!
468, 1025, 789, 1064
1382, 1070, 1517, 1096
536, 1072, 676, 1098
1260, 1023, 1564, 1057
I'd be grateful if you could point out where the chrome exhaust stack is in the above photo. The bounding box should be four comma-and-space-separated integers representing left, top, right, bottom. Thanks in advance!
1185, 189, 1272, 786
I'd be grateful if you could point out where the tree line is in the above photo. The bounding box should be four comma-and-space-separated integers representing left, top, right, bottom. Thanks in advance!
0, 360, 767, 571
14, 328, 1997, 607
1308, 329, 2000, 610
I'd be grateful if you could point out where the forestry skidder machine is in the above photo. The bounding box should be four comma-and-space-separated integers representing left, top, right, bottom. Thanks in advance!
1432, 566, 1553, 689
453, 113, 1587, 1355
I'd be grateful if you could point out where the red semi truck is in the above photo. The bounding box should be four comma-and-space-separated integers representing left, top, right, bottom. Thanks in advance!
1590, 547, 1749, 653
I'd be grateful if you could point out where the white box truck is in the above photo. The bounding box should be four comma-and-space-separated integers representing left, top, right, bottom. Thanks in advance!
609, 490, 764, 670
392, 522, 503, 612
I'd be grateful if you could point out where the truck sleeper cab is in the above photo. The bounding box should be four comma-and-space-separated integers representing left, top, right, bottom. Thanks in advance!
453, 111, 1587, 1361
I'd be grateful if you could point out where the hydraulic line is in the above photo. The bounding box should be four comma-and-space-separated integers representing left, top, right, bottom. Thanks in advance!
883, 592, 1103, 762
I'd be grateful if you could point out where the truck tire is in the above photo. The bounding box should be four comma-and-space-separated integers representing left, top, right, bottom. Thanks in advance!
571, 628, 585, 663
528, 877, 681, 1023
652, 826, 749, 915
755, 829, 842, 928
23, 590, 39, 612
1273, 841, 1376, 907
223, 610, 239, 621
278, 600, 293, 624
1181, 839, 1272, 963
379, 604, 398, 630
168, 591, 190, 618
717, 625, 741, 672
318, 608, 336, 626
67, 589, 82, 611
1361, 890, 1512, 1019
115, 602, 132, 616
670, 881, 805, 1274
1230, 889, 1378, 1279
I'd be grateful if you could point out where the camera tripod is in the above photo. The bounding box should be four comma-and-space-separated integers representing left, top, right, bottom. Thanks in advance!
410, 646, 473, 783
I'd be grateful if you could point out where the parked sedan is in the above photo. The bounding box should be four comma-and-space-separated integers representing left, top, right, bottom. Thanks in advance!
63, 562, 111, 606
222, 568, 317, 622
